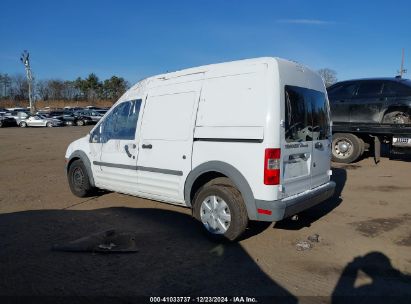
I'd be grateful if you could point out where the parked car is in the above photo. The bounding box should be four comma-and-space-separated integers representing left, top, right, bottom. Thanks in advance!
327, 78, 411, 163
9, 110, 29, 125
95, 109, 108, 116
47, 111, 93, 126
73, 110, 103, 123
328, 78, 411, 125
65, 57, 335, 241
0, 114, 16, 127
19, 114, 64, 127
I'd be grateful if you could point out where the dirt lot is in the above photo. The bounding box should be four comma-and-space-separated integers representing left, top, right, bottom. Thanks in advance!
1, 126, 411, 302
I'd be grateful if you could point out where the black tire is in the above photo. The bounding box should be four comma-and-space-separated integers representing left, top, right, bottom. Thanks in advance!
382, 111, 410, 124
19, 121, 27, 128
193, 183, 248, 241
46, 122, 53, 128
76, 120, 85, 126
332, 133, 363, 163
68, 159, 94, 197
0, 120, 3, 128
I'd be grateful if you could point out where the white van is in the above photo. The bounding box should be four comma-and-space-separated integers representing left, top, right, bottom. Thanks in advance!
65, 57, 335, 240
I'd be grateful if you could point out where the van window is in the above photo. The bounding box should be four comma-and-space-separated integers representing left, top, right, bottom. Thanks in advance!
94, 100, 141, 142
285, 86, 329, 142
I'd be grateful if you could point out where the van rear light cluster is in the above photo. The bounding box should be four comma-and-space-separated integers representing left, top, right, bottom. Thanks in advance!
264, 148, 281, 185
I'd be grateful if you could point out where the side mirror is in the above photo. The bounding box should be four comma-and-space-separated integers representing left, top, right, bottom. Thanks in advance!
91, 134, 99, 143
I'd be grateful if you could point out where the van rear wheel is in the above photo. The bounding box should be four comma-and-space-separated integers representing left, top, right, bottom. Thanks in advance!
332, 133, 363, 163
193, 183, 248, 241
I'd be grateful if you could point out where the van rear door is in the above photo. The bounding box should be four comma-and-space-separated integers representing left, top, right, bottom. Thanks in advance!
282, 86, 313, 197
282, 86, 331, 197
310, 90, 331, 189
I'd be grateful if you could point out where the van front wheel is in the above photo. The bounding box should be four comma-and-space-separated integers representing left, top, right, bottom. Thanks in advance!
68, 159, 94, 197
193, 184, 248, 241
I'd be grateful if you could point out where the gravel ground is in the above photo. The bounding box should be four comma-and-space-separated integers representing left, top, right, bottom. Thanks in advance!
0, 126, 411, 302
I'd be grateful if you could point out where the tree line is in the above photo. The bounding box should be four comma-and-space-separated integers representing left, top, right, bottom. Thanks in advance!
0, 73, 129, 105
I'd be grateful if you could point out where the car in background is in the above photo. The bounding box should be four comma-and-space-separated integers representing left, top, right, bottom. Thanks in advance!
47, 110, 93, 126
327, 78, 411, 163
19, 114, 64, 128
95, 109, 108, 116
73, 110, 103, 123
327, 78, 411, 125
8, 110, 30, 125
0, 114, 16, 127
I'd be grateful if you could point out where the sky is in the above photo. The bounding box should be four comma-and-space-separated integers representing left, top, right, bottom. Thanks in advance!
1, 0, 410, 84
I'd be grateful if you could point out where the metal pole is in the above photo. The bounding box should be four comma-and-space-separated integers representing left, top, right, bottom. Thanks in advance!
20, 50, 35, 114
400, 48, 405, 78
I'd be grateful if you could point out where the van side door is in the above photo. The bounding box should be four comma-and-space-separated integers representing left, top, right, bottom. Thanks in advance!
93, 100, 143, 194
137, 81, 202, 205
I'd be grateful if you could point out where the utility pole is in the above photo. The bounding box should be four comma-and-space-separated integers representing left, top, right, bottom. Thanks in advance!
398, 48, 407, 78
20, 50, 35, 114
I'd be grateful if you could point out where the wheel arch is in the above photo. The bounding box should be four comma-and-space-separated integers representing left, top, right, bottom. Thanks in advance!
381, 105, 411, 122
66, 150, 95, 187
184, 161, 257, 220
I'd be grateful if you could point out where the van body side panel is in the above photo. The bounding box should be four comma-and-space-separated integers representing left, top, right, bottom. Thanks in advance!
193, 61, 279, 202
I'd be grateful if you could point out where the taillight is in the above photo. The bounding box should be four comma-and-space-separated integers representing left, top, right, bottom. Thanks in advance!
264, 148, 281, 185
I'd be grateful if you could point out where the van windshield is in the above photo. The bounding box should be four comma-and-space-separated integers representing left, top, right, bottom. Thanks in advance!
285, 85, 330, 142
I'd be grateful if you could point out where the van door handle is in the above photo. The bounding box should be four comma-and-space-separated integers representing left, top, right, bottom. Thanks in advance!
142, 144, 152, 149
124, 145, 132, 158
315, 142, 323, 149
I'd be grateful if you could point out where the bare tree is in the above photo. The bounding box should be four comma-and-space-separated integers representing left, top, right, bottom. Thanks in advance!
36, 80, 50, 102
318, 68, 338, 87
11, 74, 29, 105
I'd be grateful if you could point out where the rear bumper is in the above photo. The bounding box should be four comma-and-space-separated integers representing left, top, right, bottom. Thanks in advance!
255, 181, 336, 221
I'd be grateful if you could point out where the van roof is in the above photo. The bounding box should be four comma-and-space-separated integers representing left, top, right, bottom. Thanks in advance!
124, 56, 320, 101
151, 57, 306, 80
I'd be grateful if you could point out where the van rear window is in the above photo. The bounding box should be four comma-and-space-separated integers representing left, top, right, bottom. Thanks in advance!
285, 85, 330, 143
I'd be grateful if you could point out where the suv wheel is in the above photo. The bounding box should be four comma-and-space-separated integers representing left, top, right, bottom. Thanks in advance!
382, 111, 410, 124
332, 133, 363, 163
76, 120, 85, 126
68, 159, 94, 197
193, 182, 248, 241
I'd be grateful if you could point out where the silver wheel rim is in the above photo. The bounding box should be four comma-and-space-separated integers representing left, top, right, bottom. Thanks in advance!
200, 195, 231, 234
334, 139, 353, 159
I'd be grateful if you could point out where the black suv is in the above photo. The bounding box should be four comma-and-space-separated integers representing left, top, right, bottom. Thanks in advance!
327, 78, 411, 125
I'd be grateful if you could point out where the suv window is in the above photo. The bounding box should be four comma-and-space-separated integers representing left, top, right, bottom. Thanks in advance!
327, 83, 357, 99
285, 86, 330, 142
383, 81, 411, 96
356, 81, 383, 97
92, 100, 142, 143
